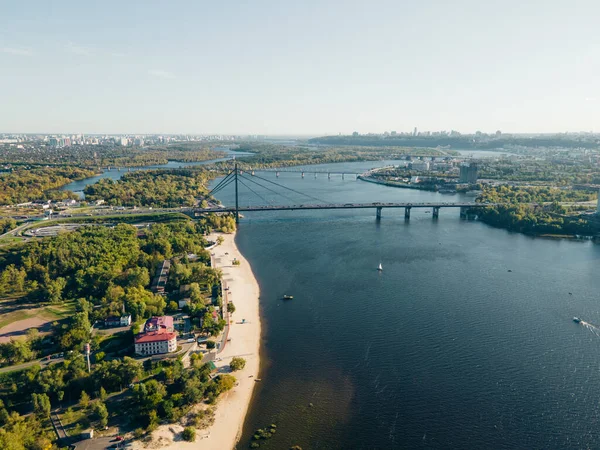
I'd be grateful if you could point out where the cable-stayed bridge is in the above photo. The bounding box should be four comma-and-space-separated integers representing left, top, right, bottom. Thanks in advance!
203, 164, 493, 222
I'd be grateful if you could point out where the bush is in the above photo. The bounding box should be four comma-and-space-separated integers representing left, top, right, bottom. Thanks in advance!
182, 426, 196, 442
205, 341, 216, 350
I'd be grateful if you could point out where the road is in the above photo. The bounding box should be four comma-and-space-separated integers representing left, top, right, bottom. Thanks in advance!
0, 356, 64, 374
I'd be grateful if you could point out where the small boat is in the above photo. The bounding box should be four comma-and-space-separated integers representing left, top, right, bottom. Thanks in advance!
573, 317, 582, 324
282, 295, 293, 300
377, 263, 383, 271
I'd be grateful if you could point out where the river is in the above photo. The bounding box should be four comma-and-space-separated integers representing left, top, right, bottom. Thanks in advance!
211, 160, 600, 449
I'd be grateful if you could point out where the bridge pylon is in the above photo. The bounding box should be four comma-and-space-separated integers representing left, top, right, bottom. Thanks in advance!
234, 163, 239, 224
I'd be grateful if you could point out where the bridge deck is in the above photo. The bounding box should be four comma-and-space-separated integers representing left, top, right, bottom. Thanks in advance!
192, 202, 495, 213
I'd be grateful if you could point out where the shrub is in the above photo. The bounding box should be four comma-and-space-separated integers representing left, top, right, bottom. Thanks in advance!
182, 426, 196, 442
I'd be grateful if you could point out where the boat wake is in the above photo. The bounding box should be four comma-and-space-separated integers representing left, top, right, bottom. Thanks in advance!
579, 320, 600, 337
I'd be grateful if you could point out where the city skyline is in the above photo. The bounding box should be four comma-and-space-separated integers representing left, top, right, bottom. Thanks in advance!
2, 0, 600, 134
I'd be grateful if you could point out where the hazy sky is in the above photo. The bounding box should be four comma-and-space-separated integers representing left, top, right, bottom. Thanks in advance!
1, 0, 599, 135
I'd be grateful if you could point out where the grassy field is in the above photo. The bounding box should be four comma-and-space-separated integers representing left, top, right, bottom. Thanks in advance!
0, 298, 76, 334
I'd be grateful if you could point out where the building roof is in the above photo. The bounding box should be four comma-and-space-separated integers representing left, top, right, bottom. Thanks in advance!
135, 330, 177, 344
145, 316, 174, 329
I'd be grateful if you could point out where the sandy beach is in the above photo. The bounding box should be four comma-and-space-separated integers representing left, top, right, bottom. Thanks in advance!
135, 231, 261, 450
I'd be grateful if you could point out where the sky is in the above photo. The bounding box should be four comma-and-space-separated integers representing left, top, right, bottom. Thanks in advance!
1, 0, 599, 135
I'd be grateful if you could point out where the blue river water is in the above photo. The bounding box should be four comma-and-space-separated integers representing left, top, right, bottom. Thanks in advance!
210, 160, 600, 449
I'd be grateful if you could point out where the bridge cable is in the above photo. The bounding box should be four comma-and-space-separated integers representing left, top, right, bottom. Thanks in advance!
208, 176, 236, 198
208, 171, 237, 196
236, 177, 273, 206
238, 173, 299, 204
246, 172, 328, 204
208, 169, 233, 192
207, 170, 235, 196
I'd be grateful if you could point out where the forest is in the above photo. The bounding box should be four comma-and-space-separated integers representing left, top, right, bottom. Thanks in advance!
0, 143, 224, 167
474, 186, 598, 235
0, 349, 234, 448
83, 169, 212, 207
0, 167, 95, 205
0, 219, 232, 363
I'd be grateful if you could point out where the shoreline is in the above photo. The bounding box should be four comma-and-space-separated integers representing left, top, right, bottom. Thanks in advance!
136, 231, 261, 450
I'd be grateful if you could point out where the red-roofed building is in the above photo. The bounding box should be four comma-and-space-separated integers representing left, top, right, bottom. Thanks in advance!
144, 316, 174, 333
134, 330, 177, 355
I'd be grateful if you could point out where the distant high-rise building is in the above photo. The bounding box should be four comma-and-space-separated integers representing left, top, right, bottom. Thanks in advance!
120, 137, 129, 146
413, 127, 418, 136
459, 163, 478, 183
597, 189, 600, 215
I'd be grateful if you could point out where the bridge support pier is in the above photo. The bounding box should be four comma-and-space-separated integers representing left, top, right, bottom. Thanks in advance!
302, 172, 304, 178
342, 173, 345, 180
276, 171, 279, 178
405, 207, 411, 220
376, 207, 382, 220
460, 206, 468, 219
328, 173, 331, 180
314, 173, 317, 179
432, 206, 440, 219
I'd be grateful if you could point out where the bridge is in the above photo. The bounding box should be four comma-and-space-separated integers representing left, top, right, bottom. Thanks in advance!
192, 203, 490, 220
202, 164, 493, 223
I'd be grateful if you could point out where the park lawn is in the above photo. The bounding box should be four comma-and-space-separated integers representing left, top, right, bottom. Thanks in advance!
0, 300, 76, 331
60, 406, 89, 436
0, 309, 34, 329
0, 236, 24, 244
43, 301, 77, 319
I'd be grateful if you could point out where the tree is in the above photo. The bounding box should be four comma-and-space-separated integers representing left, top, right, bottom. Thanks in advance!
99, 386, 107, 401
182, 427, 196, 442
44, 276, 67, 303
217, 374, 236, 392
227, 302, 236, 314
32, 393, 51, 418
93, 401, 109, 428
216, 236, 224, 245
229, 357, 246, 372
79, 391, 90, 409
167, 301, 179, 312
205, 340, 216, 350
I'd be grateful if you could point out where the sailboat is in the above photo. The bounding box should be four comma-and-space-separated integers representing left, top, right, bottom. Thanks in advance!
377, 263, 383, 271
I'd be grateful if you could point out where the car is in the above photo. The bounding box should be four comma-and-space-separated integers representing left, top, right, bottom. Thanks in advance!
115, 436, 124, 441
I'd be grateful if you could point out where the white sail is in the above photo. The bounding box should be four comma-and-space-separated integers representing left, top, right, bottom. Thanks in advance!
378, 263, 383, 271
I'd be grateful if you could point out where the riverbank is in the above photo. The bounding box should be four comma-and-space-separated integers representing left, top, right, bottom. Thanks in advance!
135, 231, 261, 450
359, 175, 438, 191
